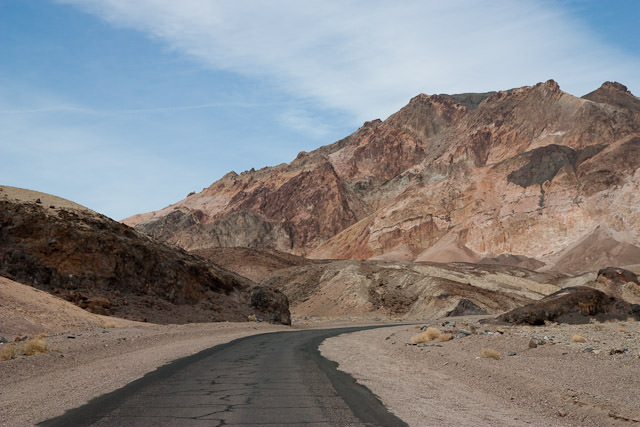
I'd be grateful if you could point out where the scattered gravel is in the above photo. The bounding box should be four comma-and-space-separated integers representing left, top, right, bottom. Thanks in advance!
321, 317, 640, 427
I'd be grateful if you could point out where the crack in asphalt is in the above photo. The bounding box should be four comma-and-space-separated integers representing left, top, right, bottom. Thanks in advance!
39, 326, 407, 427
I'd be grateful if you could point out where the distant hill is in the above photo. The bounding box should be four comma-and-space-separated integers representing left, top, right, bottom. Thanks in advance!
0, 186, 290, 325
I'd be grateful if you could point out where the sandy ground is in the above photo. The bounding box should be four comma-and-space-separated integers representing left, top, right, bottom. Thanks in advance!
321, 317, 640, 427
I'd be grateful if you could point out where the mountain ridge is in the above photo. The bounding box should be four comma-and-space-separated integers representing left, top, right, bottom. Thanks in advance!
124, 80, 640, 274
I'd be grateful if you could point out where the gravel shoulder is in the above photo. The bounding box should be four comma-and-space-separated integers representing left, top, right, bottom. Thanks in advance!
0, 322, 290, 426
320, 317, 640, 427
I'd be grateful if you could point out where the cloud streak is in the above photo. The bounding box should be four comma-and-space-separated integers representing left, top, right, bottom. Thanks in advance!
61, 0, 640, 122
0, 101, 275, 115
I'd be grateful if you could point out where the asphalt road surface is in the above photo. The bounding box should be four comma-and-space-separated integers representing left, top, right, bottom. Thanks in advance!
40, 326, 408, 427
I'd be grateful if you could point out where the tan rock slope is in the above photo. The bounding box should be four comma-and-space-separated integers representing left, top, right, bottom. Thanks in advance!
125, 81, 640, 274
0, 276, 144, 337
0, 186, 290, 325
262, 260, 565, 321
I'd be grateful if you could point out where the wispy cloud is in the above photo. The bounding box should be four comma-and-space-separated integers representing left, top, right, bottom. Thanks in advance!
0, 101, 272, 115
278, 109, 333, 139
60, 0, 640, 122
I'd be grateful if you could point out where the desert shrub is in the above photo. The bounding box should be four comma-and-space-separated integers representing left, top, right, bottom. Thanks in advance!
410, 327, 441, 344
247, 314, 257, 322
0, 337, 49, 361
571, 334, 587, 343
0, 343, 18, 361
103, 321, 120, 328
479, 348, 501, 359
438, 333, 452, 342
23, 338, 48, 356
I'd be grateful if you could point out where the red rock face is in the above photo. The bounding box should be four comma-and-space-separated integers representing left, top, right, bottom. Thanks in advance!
235, 161, 358, 249
125, 81, 640, 273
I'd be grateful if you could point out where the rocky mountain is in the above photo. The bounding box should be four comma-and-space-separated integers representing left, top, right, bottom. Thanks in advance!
124, 80, 640, 274
0, 186, 290, 325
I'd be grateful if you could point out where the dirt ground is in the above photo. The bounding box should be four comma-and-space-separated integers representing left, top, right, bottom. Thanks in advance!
320, 317, 640, 427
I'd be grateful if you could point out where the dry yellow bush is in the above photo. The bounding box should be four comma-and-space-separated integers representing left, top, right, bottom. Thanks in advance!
410, 327, 441, 344
438, 333, 452, 342
23, 338, 48, 356
1, 343, 18, 361
617, 327, 627, 333
479, 348, 501, 360
571, 334, 587, 343
103, 321, 120, 328
0, 337, 49, 361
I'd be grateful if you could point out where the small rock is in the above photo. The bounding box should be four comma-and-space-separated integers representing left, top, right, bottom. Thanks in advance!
385, 336, 390, 340
557, 409, 568, 417
496, 329, 505, 335
609, 348, 626, 355
584, 347, 594, 353
458, 329, 472, 336
35, 198, 42, 204
0, 336, 10, 344
528, 339, 538, 348
507, 351, 517, 356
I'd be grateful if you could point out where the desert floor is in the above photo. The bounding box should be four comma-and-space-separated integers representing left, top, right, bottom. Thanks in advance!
2, 276, 638, 426
321, 317, 640, 427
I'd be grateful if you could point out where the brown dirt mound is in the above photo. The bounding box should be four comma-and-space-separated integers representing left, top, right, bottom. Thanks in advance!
549, 226, 640, 275
495, 286, 640, 325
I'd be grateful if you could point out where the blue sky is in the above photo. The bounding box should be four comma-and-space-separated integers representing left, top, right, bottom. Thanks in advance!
1, 1, 639, 220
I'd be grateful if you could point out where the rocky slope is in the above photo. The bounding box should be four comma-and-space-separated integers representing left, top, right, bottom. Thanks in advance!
261, 260, 565, 320
0, 186, 290, 325
125, 81, 640, 274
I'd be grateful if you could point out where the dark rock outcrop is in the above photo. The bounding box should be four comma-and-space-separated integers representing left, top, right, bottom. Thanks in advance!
496, 286, 640, 325
597, 267, 639, 285
250, 287, 291, 325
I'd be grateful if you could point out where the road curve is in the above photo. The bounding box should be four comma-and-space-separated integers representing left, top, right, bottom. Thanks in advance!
39, 326, 407, 427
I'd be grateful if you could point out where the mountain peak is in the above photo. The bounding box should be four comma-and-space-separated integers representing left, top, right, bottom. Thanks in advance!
582, 81, 640, 111
599, 81, 631, 94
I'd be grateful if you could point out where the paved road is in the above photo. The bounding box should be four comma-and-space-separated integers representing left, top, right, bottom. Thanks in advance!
40, 327, 407, 427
